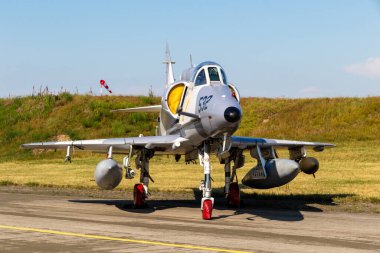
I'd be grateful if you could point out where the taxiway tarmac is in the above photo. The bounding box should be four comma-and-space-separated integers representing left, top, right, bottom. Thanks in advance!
0, 191, 379, 253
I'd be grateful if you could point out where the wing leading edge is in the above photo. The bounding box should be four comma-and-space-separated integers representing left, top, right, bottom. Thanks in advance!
22, 135, 188, 154
231, 136, 334, 151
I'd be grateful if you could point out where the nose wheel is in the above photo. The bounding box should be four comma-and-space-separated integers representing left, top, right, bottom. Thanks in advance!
201, 198, 213, 220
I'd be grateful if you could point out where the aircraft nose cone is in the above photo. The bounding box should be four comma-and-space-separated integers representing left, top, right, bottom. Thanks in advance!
224, 107, 241, 123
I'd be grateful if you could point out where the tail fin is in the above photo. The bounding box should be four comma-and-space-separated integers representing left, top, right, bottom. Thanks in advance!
163, 42, 175, 86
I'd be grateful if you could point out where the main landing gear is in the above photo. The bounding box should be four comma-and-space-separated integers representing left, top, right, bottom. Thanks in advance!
133, 183, 146, 208
124, 142, 242, 220
224, 150, 243, 207
227, 182, 240, 207
124, 147, 153, 208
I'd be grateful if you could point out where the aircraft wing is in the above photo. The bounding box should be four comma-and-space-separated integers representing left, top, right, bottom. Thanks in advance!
22, 135, 188, 154
231, 136, 334, 151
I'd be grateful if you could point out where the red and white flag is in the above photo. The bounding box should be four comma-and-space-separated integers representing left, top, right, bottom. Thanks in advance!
100, 80, 112, 94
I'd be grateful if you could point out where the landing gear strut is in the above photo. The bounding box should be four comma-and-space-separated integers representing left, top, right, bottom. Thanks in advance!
199, 142, 214, 220
133, 148, 154, 208
224, 150, 242, 207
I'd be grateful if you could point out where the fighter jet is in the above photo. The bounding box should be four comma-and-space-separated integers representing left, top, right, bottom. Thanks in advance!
22, 47, 334, 220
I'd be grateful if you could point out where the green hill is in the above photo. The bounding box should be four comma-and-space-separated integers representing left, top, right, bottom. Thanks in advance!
0, 94, 379, 160
238, 97, 380, 142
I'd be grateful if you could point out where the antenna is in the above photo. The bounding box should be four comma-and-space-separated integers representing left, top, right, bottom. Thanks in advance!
190, 54, 193, 67
163, 42, 175, 86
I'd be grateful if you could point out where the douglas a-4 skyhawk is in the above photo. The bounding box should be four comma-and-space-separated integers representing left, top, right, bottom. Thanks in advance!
23, 48, 334, 220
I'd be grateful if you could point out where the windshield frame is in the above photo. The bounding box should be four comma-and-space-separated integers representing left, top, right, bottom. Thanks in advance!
193, 65, 227, 86
194, 68, 207, 86
220, 68, 227, 85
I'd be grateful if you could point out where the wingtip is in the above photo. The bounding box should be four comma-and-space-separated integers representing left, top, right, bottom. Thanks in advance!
21, 142, 44, 149
20, 143, 30, 149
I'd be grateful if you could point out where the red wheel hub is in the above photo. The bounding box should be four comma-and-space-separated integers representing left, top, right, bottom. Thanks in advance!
202, 199, 213, 220
227, 182, 240, 207
133, 183, 146, 208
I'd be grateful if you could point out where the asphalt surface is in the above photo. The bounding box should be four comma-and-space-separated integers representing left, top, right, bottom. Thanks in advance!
0, 191, 379, 253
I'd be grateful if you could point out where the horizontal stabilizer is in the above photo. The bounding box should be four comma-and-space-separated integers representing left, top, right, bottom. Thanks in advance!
111, 105, 162, 113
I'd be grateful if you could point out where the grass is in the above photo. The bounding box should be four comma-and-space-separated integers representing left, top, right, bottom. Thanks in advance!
237, 97, 380, 142
0, 95, 379, 161
1, 140, 379, 211
0, 95, 379, 211
0, 94, 160, 161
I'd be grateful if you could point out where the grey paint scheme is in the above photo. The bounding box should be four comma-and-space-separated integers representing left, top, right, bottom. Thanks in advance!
94, 159, 123, 190
22, 60, 334, 191
242, 159, 300, 189
22, 135, 190, 154
22, 61, 333, 154
231, 136, 334, 149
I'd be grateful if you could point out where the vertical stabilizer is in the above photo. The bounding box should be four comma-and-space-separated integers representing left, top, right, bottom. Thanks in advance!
163, 43, 175, 86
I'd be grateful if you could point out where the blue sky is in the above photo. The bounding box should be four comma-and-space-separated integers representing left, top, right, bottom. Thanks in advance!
1, 0, 380, 97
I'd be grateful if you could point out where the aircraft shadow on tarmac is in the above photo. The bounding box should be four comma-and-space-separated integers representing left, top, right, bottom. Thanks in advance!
69, 188, 353, 222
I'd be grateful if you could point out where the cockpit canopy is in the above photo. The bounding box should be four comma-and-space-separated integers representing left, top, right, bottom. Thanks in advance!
193, 62, 227, 86
180, 61, 228, 86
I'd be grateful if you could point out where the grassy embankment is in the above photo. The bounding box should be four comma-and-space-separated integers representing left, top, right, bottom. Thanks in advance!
0, 94, 379, 210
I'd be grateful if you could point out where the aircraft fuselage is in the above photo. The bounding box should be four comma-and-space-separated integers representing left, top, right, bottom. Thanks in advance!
158, 61, 242, 150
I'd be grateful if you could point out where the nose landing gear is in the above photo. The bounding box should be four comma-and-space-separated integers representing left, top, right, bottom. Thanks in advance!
199, 142, 214, 220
